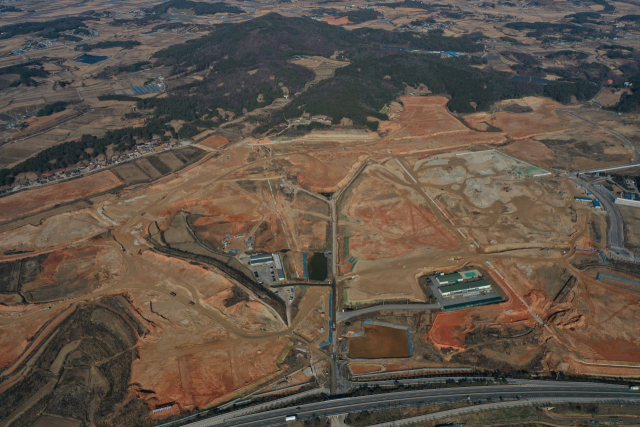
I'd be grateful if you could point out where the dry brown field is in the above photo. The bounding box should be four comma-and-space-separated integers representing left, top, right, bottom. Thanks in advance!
0, 170, 122, 224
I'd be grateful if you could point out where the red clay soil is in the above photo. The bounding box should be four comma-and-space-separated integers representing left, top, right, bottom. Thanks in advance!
385, 364, 426, 371
253, 214, 288, 253
425, 269, 533, 351
380, 96, 470, 139
157, 183, 262, 228
131, 337, 289, 410
199, 135, 230, 149
0, 171, 122, 223
425, 310, 473, 351
0, 315, 51, 368
0, 302, 75, 393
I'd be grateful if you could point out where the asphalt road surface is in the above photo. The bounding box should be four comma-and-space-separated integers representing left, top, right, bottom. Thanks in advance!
570, 175, 632, 261
184, 382, 640, 427
337, 304, 440, 321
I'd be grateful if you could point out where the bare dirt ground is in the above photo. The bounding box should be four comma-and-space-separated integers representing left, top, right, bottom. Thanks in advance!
618, 205, 640, 251
0, 171, 122, 224
2, 88, 640, 422
348, 324, 410, 359
379, 96, 505, 153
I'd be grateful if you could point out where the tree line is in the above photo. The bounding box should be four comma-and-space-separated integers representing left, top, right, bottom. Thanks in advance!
79, 40, 140, 51
0, 16, 97, 39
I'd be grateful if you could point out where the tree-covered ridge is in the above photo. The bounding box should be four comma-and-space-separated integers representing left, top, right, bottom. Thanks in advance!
149, 0, 244, 15
80, 41, 140, 51
152, 13, 481, 71
143, 13, 483, 121
0, 16, 97, 40
282, 53, 540, 126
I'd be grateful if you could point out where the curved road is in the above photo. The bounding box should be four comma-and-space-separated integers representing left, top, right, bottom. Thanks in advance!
181, 382, 640, 427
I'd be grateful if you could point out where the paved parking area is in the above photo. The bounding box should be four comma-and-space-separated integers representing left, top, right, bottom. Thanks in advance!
251, 264, 279, 286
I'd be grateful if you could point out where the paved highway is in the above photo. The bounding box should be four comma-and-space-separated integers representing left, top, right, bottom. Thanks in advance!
337, 304, 439, 321
370, 396, 640, 427
181, 382, 640, 427
570, 174, 633, 261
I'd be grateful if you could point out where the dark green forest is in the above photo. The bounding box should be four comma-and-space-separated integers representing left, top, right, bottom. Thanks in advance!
148, 0, 244, 16
80, 41, 140, 51
282, 53, 540, 125
37, 102, 68, 117
611, 73, 640, 113
0, 61, 47, 86
0, 16, 96, 40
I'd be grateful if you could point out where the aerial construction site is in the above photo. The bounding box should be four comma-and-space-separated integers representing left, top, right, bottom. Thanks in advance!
2, 0, 640, 425
2, 91, 640, 426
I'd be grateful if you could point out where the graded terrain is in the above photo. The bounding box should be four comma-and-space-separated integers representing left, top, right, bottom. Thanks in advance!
1, 1, 640, 426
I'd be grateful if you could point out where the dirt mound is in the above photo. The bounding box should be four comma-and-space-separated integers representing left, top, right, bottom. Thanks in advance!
426, 310, 472, 351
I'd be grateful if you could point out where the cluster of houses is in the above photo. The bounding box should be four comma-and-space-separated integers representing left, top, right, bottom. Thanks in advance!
1, 139, 185, 196
287, 115, 332, 126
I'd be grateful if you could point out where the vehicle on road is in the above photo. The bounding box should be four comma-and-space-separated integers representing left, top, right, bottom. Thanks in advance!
630, 385, 640, 390
285, 415, 297, 422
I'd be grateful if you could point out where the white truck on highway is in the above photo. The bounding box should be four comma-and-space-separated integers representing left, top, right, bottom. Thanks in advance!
630, 385, 640, 390
285, 415, 297, 422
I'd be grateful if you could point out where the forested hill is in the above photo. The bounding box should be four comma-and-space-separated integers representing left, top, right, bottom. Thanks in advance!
153, 13, 482, 71
142, 12, 487, 120
148, 0, 244, 16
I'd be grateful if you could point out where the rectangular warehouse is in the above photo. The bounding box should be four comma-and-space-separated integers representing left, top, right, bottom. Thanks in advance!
250, 253, 274, 266
435, 270, 480, 285
439, 279, 492, 298
435, 272, 463, 285
272, 253, 285, 281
